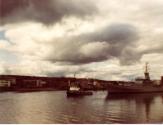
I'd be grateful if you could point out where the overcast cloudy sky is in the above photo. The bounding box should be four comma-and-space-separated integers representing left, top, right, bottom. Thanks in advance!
0, 0, 163, 80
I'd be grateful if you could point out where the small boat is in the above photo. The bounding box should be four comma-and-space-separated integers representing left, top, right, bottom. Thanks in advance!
67, 79, 93, 96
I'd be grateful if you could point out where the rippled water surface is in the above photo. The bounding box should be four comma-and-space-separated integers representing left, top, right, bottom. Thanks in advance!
1, 91, 163, 123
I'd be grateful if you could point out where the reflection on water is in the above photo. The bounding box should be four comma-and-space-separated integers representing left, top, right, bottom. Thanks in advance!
106, 93, 163, 123
1, 91, 163, 123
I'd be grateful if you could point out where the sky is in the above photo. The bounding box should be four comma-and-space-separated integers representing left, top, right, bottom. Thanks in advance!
0, 0, 163, 80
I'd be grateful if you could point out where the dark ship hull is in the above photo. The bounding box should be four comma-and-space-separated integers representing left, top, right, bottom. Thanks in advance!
67, 90, 93, 96
107, 84, 163, 94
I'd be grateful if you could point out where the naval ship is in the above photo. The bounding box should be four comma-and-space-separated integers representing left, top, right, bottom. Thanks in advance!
107, 63, 163, 94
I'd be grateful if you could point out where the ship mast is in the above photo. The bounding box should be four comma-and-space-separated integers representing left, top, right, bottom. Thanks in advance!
144, 62, 150, 81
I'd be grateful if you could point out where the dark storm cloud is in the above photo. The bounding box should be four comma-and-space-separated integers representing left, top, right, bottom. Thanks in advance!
46, 23, 141, 65
0, 0, 97, 25
87, 23, 138, 42
81, 23, 140, 57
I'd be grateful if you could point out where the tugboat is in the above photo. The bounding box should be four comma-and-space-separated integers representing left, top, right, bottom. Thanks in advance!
107, 62, 163, 94
66, 75, 93, 96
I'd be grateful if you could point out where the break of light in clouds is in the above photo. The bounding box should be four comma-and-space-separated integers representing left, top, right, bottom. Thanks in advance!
0, 0, 163, 80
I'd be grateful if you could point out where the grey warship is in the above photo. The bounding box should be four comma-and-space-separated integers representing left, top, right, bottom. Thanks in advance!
107, 63, 163, 94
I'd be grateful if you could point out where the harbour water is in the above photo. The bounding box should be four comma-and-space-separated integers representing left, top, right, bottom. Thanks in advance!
1, 91, 163, 123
